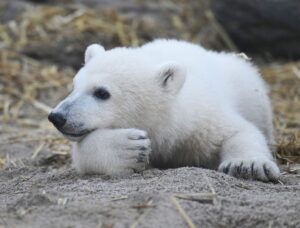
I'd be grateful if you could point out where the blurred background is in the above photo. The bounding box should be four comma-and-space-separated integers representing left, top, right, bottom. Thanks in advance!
0, 0, 299, 170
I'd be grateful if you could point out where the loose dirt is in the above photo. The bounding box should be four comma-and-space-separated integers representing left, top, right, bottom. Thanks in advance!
0, 161, 299, 228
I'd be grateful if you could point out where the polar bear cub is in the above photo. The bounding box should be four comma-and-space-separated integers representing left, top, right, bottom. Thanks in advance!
48, 39, 280, 181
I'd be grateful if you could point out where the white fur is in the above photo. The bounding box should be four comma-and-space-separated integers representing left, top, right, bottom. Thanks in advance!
52, 39, 280, 181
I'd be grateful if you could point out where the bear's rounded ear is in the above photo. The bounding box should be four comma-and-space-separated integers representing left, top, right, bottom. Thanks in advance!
85, 44, 105, 64
155, 62, 186, 95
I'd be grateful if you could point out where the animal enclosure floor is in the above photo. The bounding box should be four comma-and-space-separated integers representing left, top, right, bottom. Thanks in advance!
0, 162, 299, 228
0, 1, 299, 227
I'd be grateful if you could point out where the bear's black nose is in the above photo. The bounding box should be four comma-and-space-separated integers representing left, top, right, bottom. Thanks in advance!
48, 112, 66, 129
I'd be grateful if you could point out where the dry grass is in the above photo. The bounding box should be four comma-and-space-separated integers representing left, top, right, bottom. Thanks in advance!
0, 0, 231, 69
262, 63, 300, 165
0, 50, 73, 167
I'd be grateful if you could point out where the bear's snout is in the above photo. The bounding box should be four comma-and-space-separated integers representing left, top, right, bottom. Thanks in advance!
48, 112, 67, 129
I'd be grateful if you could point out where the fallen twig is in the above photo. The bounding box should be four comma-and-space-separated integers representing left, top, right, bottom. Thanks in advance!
170, 195, 196, 228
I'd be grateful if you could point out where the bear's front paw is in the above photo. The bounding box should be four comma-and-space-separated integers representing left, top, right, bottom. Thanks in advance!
115, 129, 151, 173
218, 158, 280, 182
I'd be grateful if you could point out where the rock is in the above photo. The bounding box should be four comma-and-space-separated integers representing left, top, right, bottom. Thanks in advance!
212, 0, 300, 61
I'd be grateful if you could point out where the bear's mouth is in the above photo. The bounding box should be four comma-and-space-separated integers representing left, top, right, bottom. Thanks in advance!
61, 129, 94, 140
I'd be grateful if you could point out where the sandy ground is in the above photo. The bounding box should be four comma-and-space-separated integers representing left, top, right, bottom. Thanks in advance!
0, 151, 300, 228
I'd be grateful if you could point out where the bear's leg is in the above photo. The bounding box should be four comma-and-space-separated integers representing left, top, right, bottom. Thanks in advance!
218, 117, 280, 182
72, 128, 151, 175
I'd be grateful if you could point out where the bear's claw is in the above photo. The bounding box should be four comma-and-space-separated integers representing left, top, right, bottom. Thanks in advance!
218, 158, 280, 182
116, 128, 151, 173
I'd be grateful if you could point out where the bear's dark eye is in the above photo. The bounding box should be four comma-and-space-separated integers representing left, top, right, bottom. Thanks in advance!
93, 87, 110, 100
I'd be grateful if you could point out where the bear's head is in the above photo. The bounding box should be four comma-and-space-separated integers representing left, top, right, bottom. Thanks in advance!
48, 43, 186, 141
